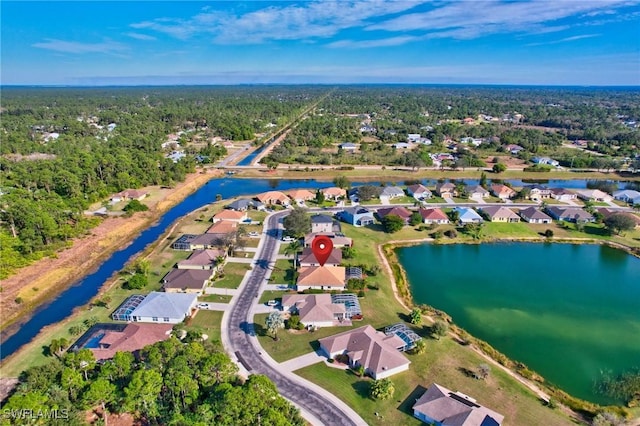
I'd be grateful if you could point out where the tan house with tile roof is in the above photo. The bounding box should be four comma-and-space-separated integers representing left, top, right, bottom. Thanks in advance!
212, 209, 248, 223
206, 220, 238, 235
255, 191, 290, 205
318, 325, 410, 379
281, 294, 348, 328
303, 232, 353, 248
490, 184, 516, 200
480, 206, 520, 223
321, 187, 347, 200
288, 189, 316, 202
296, 266, 346, 291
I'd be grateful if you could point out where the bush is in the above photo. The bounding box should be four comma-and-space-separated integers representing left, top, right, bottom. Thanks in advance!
444, 229, 457, 238
123, 199, 149, 213
125, 273, 148, 290
14, 297, 23, 304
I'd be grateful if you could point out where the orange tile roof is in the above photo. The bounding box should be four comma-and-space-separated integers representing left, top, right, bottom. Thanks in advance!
297, 266, 346, 287
213, 210, 247, 221
206, 220, 237, 234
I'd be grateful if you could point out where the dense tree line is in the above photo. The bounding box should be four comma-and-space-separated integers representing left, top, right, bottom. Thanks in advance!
0, 338, 304, 425
0, 87, 325, 277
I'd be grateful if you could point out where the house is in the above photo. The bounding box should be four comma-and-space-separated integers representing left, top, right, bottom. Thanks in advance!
337, 207, 375, 227
574, 189, 613, 202
255, 191, 290, 205
304, 232, 353, 248
111, 189, 148, 203
318, 325, 410, 379
392, 142, 411, 149
436, 182, 457, 198
376, 207, 412, 224
171, 234, 224, 251
454, 207, 483, 224
407, 133, 421, 142
546, 206, 595, 223
490, 184, 516, 200
550, 188, 577, 202
166, 151, 186, 163
212, 210, 248, 223
87, 323, 173, 361
505, 144, 524, 155
226, 198, 265, 211
465, 185, 490, 199
480, 206, 520, 223
281, 294, 349, 328
162, 268, 214, 293
310, 214, 341, 234
532, 156, 559, 167
206, 220, 238, 235
460, 137, 484, 147
380, 186, 406, 202
322, 187, 347, 200
613, 189, 640, 204
288, 189, 316, 203
413, 383, 504, 426
296, 266, 346, 291
112, 292, 197, 324
526, 185, 552, 201
176, 249, 226, 270
419, 208, 449, 225
298, 247, 342, 267
517, 207, 553, 224
407, 184, 432, 200
596, 209, 640, 228
339, 142, 357, 152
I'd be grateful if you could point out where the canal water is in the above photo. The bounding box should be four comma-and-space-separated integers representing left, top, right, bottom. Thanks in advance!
0, 178, 336, 360
397, 242, 640, 404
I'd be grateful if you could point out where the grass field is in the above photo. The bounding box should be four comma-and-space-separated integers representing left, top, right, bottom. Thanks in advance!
268, 259, 296, 284
186, 310, 224, 343
200, 294, 233, 303
212, 262, 251, 288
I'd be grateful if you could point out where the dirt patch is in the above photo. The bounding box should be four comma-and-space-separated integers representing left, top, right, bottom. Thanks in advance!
0, 169, 221, 333
0, 377, 19, 402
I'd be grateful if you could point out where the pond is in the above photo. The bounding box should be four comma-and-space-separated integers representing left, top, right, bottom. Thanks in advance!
397, 242, 640, 405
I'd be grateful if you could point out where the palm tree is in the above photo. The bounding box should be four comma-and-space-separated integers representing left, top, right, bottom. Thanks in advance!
283, 240, 302, 267
265, 311, 285, 341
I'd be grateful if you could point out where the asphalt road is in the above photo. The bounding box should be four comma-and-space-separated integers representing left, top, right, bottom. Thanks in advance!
225, 211, 359, 426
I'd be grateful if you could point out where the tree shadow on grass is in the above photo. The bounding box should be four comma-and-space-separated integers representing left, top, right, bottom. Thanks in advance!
349, 371, 372, 400
397, 312, 411, 323
458, 366, 478, 379
251, 322, 267, 338
583, 225, 609, 236
398, 385, 428, 415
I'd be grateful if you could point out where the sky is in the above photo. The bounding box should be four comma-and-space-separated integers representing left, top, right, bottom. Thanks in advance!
2, 0, 640, 86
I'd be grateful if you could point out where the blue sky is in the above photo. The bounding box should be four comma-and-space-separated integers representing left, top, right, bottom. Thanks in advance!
2, 1, 640, 86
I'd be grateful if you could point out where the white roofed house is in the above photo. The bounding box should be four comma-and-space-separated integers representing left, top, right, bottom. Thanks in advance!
407, 184, 432, 200
112, 292, 197, 324
574, 189, 613, 203
613, 189, 640, 204
550, 188, 577, 202
281, 293, 350, 328
380, 186, 406, 203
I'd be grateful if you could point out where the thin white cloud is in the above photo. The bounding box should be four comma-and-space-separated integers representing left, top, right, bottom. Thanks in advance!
125, 32, 156, 41
367, 0, 640, 39
526, 33, 601, 47
328, 35, 420, 48
32, 39, 128, 54
130, 1, 423, 43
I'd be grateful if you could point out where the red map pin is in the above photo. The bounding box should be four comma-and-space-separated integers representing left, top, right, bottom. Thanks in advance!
311, 235, 333, 267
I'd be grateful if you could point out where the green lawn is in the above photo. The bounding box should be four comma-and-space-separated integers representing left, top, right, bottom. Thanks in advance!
482, 222, 541, 238
391, 196, 417, 205
296, 336, 576, 426
199, 294, 233, 303
258, 289, 294, 305
186, 310, 223, 343
425, 196, 446, 204
212, 262, 251, 289
269, 259, 296, 284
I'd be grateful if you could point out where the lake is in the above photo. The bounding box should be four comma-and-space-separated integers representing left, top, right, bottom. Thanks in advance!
397, 242, 640, 404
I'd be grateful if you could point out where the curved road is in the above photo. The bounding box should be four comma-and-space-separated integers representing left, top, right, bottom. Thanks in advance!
225, 211, 360, 426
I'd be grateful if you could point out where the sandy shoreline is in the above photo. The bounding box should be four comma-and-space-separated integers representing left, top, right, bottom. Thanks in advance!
0, 168, 222, 334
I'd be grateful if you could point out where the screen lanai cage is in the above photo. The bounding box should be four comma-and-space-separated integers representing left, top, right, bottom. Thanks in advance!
385, 323, 422, 351
111, 294, 146, 321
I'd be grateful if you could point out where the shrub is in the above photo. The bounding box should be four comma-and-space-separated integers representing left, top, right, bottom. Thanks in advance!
444, 229, 457, 238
